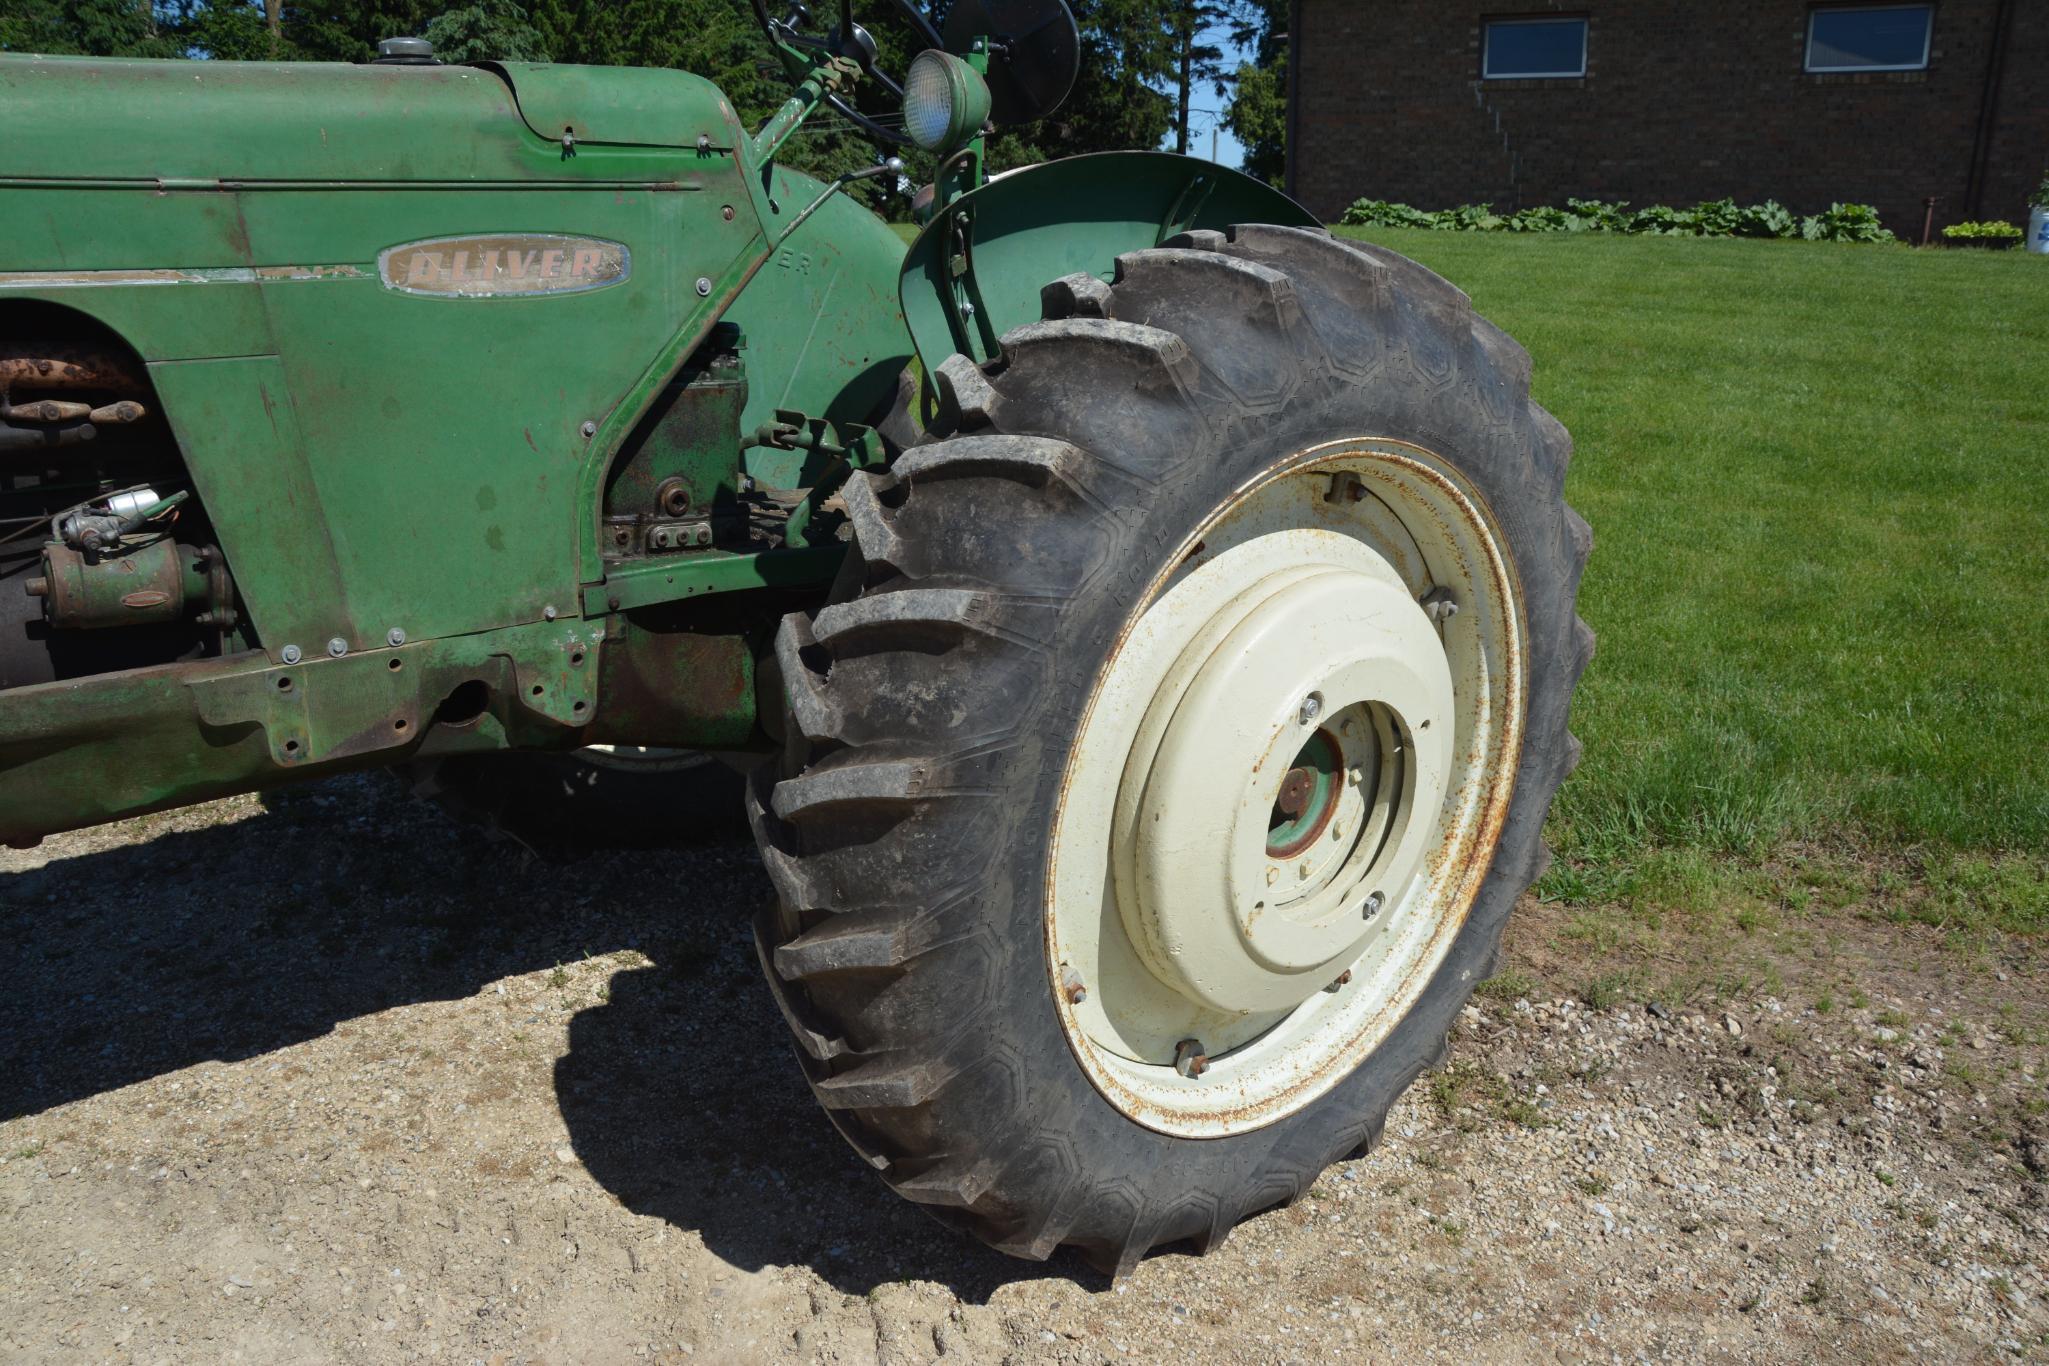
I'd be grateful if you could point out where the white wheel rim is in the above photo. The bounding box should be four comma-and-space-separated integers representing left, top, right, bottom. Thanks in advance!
1044, 438, 1526, 1137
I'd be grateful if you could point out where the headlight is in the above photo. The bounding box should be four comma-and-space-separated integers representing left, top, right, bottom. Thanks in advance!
903, 50, 992, 153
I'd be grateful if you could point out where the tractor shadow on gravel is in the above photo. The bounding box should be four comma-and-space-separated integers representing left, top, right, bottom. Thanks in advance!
558, 952, 1106, 1300
0, 770, 1097, 1299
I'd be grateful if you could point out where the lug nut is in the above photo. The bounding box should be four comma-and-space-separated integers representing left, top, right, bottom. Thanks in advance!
1299, 692, 1323, 725
1060, 965, 1087, 1005
1173, 1038, 1209, 1079
1362, 891, 1385, 920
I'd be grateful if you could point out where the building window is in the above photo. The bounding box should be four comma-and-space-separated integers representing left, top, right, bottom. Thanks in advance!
1481, 17, 1589, 80
1805, 5, 1933, 74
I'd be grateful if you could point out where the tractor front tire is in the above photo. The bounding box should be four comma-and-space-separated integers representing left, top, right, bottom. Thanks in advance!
749, 225, 1593, 1274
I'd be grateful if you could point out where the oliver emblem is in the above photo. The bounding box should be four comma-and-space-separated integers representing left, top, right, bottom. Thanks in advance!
376, 234, 630, 298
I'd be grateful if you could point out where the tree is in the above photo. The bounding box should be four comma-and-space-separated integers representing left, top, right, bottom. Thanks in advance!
1020, 0, 1173, 160
1214, 0, 1284, 183
1167, 1, 1225, 157
24, 0, 1184, 189
424, 0, 549, 61
1220, 45, 1281, 183
1, 0, 181, 56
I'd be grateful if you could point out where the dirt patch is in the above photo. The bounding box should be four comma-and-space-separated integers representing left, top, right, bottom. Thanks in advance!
2, 774, 2044, 1360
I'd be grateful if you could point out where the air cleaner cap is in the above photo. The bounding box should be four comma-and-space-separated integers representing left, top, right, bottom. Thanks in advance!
373, 36, 438, 65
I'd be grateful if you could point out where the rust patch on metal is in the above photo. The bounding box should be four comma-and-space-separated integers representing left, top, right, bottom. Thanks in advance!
0, 344, 142, 392
585, 626, 755, 750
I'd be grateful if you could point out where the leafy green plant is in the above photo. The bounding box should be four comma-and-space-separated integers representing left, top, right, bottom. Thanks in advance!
1627, 204, 1696, 236
1734, 200, 1796, 239
1504, 205, 1572, 233
1942, 220, 2023, 242
1800, 202, 1896, 243
1428, 203, 1504, 232
1338, 198, 1431, 228
1341, 195, 1897, 245
2029, 171, 2049, 210
1691, 198, 1742, 236
1566, 198, 1633, 231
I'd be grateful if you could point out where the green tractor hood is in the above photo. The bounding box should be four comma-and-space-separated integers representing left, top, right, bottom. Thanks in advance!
0, 53, 744, 184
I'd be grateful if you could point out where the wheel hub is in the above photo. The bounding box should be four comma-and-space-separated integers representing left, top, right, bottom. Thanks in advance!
1112, 562, 1454, 1015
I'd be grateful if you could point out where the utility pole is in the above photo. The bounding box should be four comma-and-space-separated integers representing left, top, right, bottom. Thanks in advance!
1176, 15, 1193, 155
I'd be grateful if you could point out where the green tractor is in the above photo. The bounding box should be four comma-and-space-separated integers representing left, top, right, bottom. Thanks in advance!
0, 0, 1591, 1275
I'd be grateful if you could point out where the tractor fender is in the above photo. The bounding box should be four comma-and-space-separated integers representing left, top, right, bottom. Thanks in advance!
898, 151, 1318, 377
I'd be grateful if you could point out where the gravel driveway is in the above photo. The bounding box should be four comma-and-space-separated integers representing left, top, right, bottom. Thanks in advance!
3, 774, 2043, 1361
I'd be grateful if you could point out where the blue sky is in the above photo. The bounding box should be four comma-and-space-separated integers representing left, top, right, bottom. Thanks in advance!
1155, 25, 1252, 171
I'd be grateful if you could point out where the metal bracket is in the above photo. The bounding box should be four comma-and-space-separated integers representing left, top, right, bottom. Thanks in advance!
1157, 170, 1219, 246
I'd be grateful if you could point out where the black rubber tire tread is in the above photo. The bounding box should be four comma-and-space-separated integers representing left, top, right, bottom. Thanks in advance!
748, 223, 1593, 1276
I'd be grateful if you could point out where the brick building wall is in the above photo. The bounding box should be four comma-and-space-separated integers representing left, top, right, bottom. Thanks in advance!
1287, 0, 2048, 237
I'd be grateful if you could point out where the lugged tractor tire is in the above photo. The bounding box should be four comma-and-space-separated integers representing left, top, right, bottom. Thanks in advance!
748, 224, 1594, 1275
416, 748, 748, 857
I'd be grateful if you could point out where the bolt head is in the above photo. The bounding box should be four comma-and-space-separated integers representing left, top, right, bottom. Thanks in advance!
580, 420, 598, 439
695, 277, 713, 297
960, 302, 976, 318
1299, 692, 1323, 725
326, 637, 348, 658
386, 628, 406, 648
1060, 965, 1088, 1005
542, 605, 558, 622
280, 644, 302, 665
1363, 892, 1385, 920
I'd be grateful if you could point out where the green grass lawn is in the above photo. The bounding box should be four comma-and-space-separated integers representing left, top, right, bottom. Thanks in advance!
1335, 229, 2049, 879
